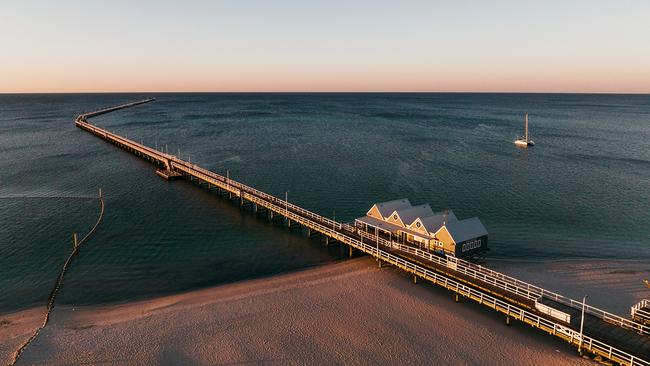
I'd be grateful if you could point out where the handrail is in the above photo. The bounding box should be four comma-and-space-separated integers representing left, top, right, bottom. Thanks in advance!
240, 191, 649, 366
166, 163, 650, 364
80, 113, 650, 336
76, 103, 650, 365
633, 300, 650, 320
357, 229, 650, 336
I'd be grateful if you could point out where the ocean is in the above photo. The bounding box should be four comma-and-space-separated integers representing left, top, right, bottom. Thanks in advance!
1, 93, 648, 313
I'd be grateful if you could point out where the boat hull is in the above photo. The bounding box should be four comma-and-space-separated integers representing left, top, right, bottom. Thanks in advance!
514, 139, 531, 147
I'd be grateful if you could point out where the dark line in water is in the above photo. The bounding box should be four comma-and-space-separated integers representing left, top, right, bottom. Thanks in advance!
8, 191, 105, 366
0, 195, 98, 200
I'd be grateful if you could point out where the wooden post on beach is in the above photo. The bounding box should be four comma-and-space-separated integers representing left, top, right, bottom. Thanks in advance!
349, 246, 353, 258
413, 274, 418, 284
454, 292, 460, 302
72, 232, 78, 250
505, 315, 511, 326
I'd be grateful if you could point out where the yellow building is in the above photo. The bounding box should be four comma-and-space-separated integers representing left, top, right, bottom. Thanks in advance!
355, 199, 488, 257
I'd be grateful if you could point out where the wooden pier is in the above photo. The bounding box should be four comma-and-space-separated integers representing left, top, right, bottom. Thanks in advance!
75, 100, 650, 366
634, 300, 650, 326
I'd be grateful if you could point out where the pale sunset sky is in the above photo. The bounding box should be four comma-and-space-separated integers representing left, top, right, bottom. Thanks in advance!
1, 0, 649, 93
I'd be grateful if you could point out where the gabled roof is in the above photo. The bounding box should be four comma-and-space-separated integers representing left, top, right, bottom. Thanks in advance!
418, 210, 458, 234
356, 215, 433, 240
443, 217, 488, 244
367, 199, 412, 219
391, 204, 434, 227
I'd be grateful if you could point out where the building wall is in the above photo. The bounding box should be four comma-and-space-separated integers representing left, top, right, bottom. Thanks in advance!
386, 212, 405, 227
405, 233, 430, 246
435, 227, 456, 255
455, 235, 488, 257
408, 218, 431, 237
366, 205, 384, 221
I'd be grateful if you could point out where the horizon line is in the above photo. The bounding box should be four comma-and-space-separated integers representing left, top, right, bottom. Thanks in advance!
2, 90, 650, 95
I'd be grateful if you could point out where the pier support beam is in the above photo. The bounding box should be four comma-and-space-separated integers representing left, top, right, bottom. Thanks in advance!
413, 274, 418, 284
505, 315, 511, 326
454, 293, 460, 303
349, 246, 354, 258
286, 219, 299, 230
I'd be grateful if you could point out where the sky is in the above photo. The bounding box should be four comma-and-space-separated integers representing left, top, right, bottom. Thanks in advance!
1, 0, 649, 93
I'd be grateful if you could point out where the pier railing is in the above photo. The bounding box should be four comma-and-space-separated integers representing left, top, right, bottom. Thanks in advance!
358, 230, 650, 336
633, 300, 650, 322
168, 161, 650, 365
172, 162, 343, 231
78, 110, 650, 337
75, 101, 650, 365
239, 191, 649, 366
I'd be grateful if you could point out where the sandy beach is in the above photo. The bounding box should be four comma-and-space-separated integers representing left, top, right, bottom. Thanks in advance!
8, 257, 647, 365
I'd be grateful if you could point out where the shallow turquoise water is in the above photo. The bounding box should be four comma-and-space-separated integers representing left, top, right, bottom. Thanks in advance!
1, 93, 649, 312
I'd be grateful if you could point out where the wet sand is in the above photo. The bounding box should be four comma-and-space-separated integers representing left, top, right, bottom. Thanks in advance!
2, 257, 647, 365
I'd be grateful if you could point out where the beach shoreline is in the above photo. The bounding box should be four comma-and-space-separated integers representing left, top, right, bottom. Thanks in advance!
5, 257, 647, 365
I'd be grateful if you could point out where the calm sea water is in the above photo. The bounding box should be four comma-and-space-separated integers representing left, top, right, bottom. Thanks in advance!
1, 93, 649, 313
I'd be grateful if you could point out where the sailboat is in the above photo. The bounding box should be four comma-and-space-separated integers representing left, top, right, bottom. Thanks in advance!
514, 113, 535, 147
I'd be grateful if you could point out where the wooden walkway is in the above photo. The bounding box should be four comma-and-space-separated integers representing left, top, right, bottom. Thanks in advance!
633, 300, 650, 326
75, 100, 650, 366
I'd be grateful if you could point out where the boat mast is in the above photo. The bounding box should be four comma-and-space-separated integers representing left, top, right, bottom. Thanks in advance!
525, 113, 529, 142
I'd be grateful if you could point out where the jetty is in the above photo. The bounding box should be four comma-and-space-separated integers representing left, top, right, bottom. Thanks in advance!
75, 99, 650, 366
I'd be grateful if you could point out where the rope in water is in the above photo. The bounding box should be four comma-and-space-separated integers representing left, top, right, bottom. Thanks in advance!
7, 190, 105, 366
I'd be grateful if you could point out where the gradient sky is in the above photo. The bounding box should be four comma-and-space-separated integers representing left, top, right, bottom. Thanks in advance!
1, 0, 649, 93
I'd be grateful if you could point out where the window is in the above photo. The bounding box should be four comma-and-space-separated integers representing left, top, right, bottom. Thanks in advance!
416, 222, 421, 228
461, 239, 482, 252
393, 214, 398, 220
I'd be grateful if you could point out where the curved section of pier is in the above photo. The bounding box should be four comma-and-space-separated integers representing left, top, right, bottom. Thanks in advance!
75, 100, 650, 366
